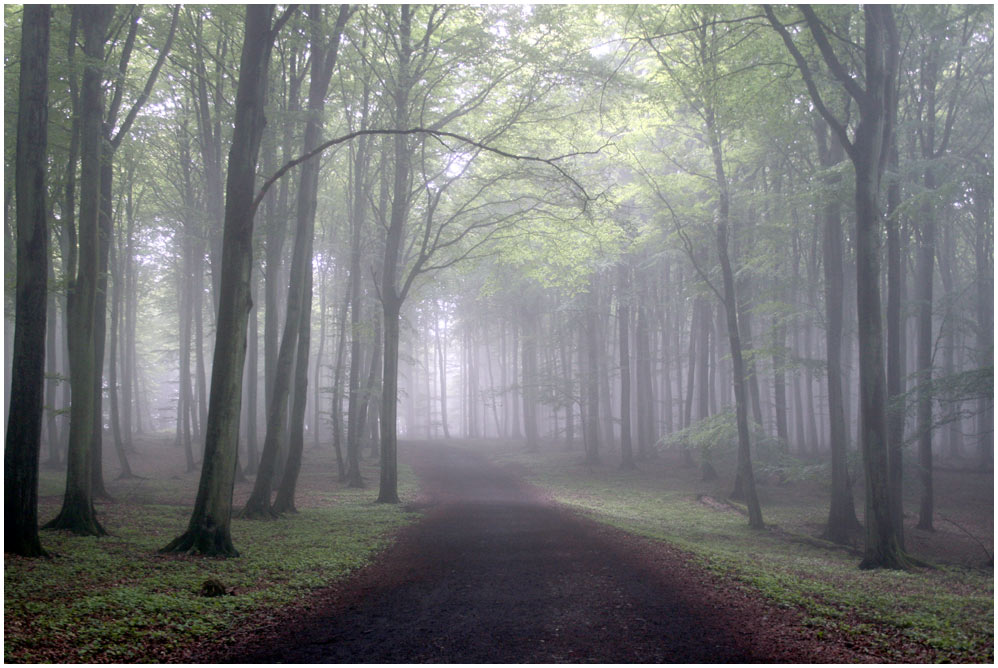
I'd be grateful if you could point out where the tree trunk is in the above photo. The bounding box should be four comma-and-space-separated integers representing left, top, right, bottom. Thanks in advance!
108, 228, 133, 478
521, 307, 539, 452
584, 282, 601, 465
161, 5, 280, 555
44, 5, 114, 537
971, 162, 993, 470
706, 112, 763, 528
915, 167, 936, 531
330, 263, 349, 480
886, 141, 905, 545
245, 271, 260, 473
815, 118, 861, 543
618, 263, 635, 469
435, 305, 451, 439
5, 4, 51, 557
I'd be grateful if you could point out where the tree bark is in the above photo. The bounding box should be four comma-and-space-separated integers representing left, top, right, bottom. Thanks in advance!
44, 5, 114, 537
5, 4, 52, 557
814, 118, 861, 543
767, 3, 908, 569
161, 5, 284, 555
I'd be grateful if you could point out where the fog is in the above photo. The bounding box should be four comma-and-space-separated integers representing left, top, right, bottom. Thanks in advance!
5, 1, 993, 577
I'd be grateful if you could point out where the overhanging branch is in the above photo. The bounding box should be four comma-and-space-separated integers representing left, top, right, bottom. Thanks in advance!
250, 127, 606, 215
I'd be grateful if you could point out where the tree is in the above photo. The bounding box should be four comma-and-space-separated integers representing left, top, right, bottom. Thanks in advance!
766, 4, 910, 569
5, 3, 52, 557
161, 4, 294, 556
813, 117, 861, 543
617, 261, 635, 469
43, 4, 115, 537
640, 4, 764, 527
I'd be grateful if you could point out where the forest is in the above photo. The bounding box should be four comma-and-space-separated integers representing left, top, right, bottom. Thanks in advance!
4, 4, 994, 663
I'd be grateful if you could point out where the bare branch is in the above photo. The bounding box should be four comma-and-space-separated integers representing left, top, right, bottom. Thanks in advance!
251, 127, 606, 215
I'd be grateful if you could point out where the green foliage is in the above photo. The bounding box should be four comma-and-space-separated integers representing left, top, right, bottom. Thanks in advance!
664, 410, 737, 455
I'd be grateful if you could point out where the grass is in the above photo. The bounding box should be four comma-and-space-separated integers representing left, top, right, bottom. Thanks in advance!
479, 439, 994, 663
5, 445, 420, 663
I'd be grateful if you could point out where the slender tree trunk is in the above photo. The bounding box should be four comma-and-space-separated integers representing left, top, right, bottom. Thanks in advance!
378, 299, 402, 503
510, 324, 521, 439
363, 313, 383, 459
815, 119, 861, 542
618, 263, 635, 469
584, 282, 601, 465
108, 231, 133, 478
915, 167, 937, 531
330, 263, 349, 480
435, 306, 451, 439
312, 258, 328, 452
5, 4, 52, 556
246, 271, 260, 472
44, 261, 62, 468
704, 112, 763, 527
971, 162, 993, 470
521, 307, 539, 452
886, 142, 906, 545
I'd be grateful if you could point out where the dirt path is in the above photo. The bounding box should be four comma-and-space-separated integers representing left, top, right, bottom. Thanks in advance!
195, 442, 862, 663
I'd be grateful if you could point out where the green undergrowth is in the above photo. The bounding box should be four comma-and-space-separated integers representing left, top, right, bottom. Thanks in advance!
485, 442, 993, 663
5, 457, 420, 663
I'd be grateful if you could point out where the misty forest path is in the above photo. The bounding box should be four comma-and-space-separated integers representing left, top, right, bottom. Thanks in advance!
208, 442, 834, 663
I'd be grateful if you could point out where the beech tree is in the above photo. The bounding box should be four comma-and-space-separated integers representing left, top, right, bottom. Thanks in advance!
162, 4, 295, 556
5, 3, 51, 557
766, 4, 908, 569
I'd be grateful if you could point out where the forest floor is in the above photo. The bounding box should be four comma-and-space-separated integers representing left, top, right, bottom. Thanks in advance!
6, 436, 992, 663
4, 437, 420, 663
187, 439, 993, 663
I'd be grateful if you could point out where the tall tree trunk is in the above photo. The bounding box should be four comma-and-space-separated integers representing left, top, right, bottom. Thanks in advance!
5, 4, 52, 556
937, 224, 960, 458
108, 229, 133, 478
243, 4, 347, 517
377, 5, 414, 504
971, 161, 993, 470
45, 5, 114, 537
312, 258, 328, 452
521, 307, 539, 452
161, 5, 284, 555
635, 275, 655, 458
768, 1, 906, 569
435, 305, 451, 439
245, 270, 260, 473
915, 167, 936, 531
815, 118, 861, 542
584, 282, 601, 465
330, 263, 349, 480
510, 323, 521, 439
618, 263, 635, 469
44, 261, 62, 468
886, 141, 906, 545
364, 314, 382, 460
705, 111, 763, 528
